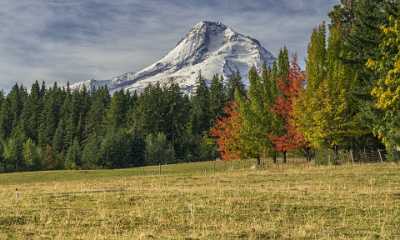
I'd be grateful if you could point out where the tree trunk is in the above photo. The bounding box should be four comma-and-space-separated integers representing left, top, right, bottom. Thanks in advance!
273, 152, 277, 164
333, 145, 339, 165
256, 156, 261, 167
283, 151, 287, 164
304, 148, 311, 162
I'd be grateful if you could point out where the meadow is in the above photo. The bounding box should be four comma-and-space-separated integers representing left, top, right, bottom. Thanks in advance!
0, 160, 399, 239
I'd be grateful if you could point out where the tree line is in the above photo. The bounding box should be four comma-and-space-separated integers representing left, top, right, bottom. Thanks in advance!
0, 72, 245, 172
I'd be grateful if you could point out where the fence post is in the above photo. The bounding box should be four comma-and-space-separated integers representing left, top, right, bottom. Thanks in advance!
213, 160, 216, 175
378, 150, 384, 163
159, 164, 162, 176
350, 150, 354, 165
328, 154, 331, 166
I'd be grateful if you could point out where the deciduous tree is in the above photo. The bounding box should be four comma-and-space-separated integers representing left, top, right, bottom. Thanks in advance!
210, 102, 242, 160
271, 57, 307, 163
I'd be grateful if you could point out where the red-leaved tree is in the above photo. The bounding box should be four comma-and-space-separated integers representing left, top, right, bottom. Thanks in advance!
210, 102, 242, 160
270, 56, 308, 163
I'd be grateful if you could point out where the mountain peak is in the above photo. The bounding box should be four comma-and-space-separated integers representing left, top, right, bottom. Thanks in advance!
189, 21, 236, 39
192, 21, 227, 31
72, 21, 275, 93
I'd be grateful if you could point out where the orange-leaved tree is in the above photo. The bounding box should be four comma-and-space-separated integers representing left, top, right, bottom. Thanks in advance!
270, 56, 308, 162
210, 102, 242, 160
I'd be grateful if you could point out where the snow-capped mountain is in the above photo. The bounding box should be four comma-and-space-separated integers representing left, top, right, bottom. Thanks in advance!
72, 21, 275, 93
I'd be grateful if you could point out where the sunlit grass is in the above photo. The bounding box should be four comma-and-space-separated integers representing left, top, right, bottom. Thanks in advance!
0, 161, 399, 239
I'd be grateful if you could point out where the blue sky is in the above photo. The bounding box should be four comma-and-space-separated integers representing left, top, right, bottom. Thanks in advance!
0, 0, 338, 91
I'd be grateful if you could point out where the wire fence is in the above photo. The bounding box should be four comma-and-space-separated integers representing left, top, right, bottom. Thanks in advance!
313, 148, 398, 165
149, 150, 396, 177
1, 149, 397, 176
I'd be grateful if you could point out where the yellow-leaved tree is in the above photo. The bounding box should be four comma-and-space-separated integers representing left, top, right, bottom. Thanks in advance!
368, 16, 400, 154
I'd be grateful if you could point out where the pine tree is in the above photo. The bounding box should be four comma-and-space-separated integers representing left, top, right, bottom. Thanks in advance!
3, 138, 19, 171
330, 0, 397, 150
62, 89, 74, 150
81, 133, 101, 169
3, 126, 25, 171
0, 98, 12, 139
43, 144, 60, 170
40, 81, 46, 97
128, 133, 146, 167
105, 90, 129, 130
198, 134, 218, 161
0, 140, 5, 172
341, 0, 387, 86
86, 87, 110, 137
23, 139, 41, 170
99, 130, 140, 168
131, 83, 164, 136
0, 91, 3, 111
76, 85, 91, 144
52, 119, 66, 154
38, 83, 63, 147
226, 70, 245, 101
0, 85, 27, 141
277, 47, 290, 84
65, 138, 80, 169
145, 132, 175, 165
21, 81, 42, 142
190, 73, 211, 135
159, 83, 190, 160
209, 74, 226, 122
8, 84, 26, 130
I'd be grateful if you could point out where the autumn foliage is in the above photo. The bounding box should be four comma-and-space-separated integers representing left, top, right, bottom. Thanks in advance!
211, 58, 308, 161
210, 102, 242, 160
270, 57, 307, 153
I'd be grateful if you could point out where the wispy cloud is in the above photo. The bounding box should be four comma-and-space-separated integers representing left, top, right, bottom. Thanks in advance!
0, 0, 338, 91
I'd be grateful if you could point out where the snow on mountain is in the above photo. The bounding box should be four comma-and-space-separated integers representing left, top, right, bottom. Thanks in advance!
70, 79, 111, 90
71, 21, 275, 93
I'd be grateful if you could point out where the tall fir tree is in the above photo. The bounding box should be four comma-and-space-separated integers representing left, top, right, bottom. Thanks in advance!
226, 70, 245, 101
38, 83, 63, 147
81, 133, 101, 169
65, 138, 80, 169
21, 81, 43, 142
330, 0, 397, 150
86, 87, 110, 137
190, 73, 211, 135
106, 89, 130, 130
0, 139, 5, 171
23, 138, 41, 170
0, 98, 12, 140
145, 132, 175, 165
209, 74, 226, 123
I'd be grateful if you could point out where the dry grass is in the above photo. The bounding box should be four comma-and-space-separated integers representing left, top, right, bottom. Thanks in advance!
0, 161, 399, 239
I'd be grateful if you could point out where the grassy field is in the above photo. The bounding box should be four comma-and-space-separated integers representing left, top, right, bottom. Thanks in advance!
0, 160, 399, 239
